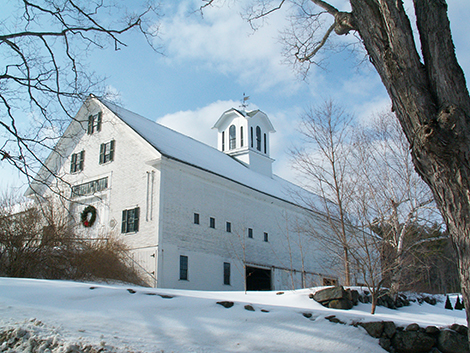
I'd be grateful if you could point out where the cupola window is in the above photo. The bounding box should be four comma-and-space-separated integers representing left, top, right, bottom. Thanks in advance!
229, 125, 236, 150
240, 126, 244, 147
256, 126, 261, 151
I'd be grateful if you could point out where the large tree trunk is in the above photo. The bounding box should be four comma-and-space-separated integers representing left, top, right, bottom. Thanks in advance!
349, 0, 470, 337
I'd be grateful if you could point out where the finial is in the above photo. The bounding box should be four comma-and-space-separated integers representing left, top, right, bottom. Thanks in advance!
240, 93, 250, 110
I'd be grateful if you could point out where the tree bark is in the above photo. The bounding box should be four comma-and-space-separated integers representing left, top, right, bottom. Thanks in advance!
349, 0, 470, 339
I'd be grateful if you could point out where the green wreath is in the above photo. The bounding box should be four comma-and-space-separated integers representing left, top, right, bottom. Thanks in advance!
81, 205, 97, 227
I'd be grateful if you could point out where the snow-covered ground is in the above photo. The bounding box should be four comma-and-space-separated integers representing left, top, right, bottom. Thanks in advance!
0, 278, 466, 352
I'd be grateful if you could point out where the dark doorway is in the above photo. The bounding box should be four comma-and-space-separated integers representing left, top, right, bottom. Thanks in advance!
246, 266, 271, 291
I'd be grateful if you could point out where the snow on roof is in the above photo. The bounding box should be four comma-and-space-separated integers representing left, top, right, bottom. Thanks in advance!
99, 99, 327, 211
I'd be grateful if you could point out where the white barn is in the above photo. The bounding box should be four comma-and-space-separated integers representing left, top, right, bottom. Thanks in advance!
27, 95, 340, 290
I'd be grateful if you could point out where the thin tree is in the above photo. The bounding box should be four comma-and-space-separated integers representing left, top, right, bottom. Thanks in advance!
291, 99, 355, 285
0, 0, 160, 192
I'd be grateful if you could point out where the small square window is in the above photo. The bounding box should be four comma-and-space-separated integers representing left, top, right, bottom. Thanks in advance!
180, 255, 188, 280
70, 151, 85, 173
224, 262, 231, 285
248, 228, 253, 238
210, 217, 215, 229
194, 213, 200, 225
99, 140, 115, 164
226, 222, 231, 233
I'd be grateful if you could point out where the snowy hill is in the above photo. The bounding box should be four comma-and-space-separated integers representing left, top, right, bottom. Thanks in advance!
0, 278, 466, 352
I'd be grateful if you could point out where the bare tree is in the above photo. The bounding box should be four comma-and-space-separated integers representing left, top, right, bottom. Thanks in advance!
291, 99, 355, 285
351, 112, 445, 297
0, 0, 160, 191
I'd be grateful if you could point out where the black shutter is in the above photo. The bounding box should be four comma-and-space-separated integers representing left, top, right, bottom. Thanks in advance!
134, 207, 139, 232
79, 151, 85, 171
99, 143, 105, 164
109, 140, 115, 161
87, 115, 93, 134
121, 210, 127, 233
70, 153, 77, 173
96, 112, 102, 132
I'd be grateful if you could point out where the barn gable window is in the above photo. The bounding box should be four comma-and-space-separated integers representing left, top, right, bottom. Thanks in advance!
180, 255, 188, 280
70, 151, 85, 173
99, 140, 115, 164
229, 125, 236, 150
87, 112, 102, 134
122, 207, 140, 233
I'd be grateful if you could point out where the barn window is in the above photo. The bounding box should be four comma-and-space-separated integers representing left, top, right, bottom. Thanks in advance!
256, 126, 261, 151
180, 255, 188, 280
70, 151, 85, 173
194, 213, 200, 225
264, 232, 269, 242
224, 262, 231, 285
99, 140, 115, 164
226, 222, 231, 233
251, 127, 253, 148
264, 133, 267, 154
210, 217, 216, 229
240, 126, 244, 147
248, 228, 253, 238
121, 207, 140, 233
229, 125, 236, 150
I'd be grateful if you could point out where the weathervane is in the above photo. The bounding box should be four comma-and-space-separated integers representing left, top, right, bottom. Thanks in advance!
240, 93, 250, 110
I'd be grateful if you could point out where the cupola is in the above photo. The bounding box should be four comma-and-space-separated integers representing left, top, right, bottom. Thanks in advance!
212, 108, 275, 177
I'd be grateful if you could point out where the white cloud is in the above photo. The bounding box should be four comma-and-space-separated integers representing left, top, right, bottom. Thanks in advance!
156, 100, 238, 147
160, 0, 302, 93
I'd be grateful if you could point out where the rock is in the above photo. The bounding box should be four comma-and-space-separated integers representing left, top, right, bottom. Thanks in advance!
450, 323, 468, 336
348, 289, 359, 305
127, 289, 136, 294
276, 291, 284, 295
328, 298, 353, 310
405, 323, 420, 331
360, 321, 384, 338
216, 301, 234, 308
261, 309, 269, 313
244, 305, 255, 311
313, 286, 348, 303
302, 312, 312, 319
379, 337, 392, 351
437, 329, 470, 353
425, 326, 440, 335
325, 315, 342, 324
383, 321, 397, 338
391, 330, 435, 353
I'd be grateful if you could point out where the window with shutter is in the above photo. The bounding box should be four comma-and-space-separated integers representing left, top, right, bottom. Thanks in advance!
121, 207, 140, 233
99, 140, 115, 164
87, 112, 102, 134
70, 151, 85, 173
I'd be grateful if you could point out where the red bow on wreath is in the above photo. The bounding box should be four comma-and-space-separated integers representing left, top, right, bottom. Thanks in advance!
81, 205, 97, 227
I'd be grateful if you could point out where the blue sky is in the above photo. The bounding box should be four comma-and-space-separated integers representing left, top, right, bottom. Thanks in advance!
1, 0, 469, 193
